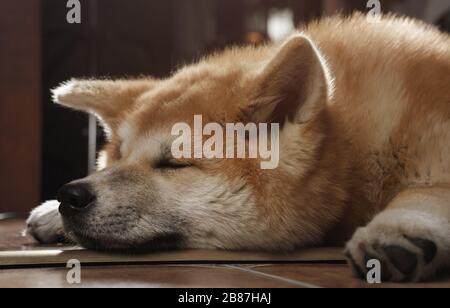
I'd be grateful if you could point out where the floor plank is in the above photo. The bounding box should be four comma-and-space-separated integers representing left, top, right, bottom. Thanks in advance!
247, 264, 450, 288
0, 265, 298, 288
1, 218, 449, 288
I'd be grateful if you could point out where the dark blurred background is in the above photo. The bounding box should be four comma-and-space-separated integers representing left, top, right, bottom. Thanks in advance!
1, 0, 450, 213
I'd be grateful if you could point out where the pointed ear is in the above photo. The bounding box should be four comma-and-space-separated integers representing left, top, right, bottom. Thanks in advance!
248, 35, 332, 124
52, 78, 157, 133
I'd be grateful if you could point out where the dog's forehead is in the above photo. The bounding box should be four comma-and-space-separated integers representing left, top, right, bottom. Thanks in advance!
115, 64, 250, 160
118, 120, 174, 160
129, 74, 247, 132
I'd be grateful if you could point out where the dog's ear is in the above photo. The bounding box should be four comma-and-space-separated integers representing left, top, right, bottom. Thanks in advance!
52, 78, 156, 134
248, 35, 332, 125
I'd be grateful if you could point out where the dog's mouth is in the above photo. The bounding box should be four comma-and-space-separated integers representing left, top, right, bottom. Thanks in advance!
70, 229, 185, 252
63, 220, 185, 252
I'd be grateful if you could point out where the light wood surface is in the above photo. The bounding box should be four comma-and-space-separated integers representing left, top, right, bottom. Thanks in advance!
1, 219, 448, 288
0, 248, 345, 267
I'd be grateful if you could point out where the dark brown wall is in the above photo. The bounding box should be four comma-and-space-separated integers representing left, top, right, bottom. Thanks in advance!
0, 1, 41, 213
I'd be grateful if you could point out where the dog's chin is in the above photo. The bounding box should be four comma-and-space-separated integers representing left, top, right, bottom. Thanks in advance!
62, 221, 185, 252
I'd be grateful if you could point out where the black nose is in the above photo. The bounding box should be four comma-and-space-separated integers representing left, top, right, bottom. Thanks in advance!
57, 183, 95, 217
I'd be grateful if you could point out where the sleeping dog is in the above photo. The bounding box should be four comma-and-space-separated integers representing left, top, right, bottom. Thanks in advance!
27, 14, 450, 282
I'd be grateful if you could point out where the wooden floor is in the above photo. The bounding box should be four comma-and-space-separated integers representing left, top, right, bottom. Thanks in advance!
0, 219, 448, 288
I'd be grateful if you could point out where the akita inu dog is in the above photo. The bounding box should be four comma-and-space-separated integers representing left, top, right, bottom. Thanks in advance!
27, 13, 450, 282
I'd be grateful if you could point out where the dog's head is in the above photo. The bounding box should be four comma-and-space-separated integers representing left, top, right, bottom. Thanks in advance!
52, 35, 337, 251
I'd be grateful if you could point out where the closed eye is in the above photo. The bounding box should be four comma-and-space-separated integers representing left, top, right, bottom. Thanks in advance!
155, 159, 191, 171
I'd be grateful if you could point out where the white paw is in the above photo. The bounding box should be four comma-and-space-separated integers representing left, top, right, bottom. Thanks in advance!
26, 200, 67, 244
345, 209, 450, 282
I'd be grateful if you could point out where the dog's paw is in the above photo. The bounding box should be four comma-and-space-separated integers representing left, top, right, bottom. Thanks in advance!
345, 209, 450, 282
26, 200, 67, 244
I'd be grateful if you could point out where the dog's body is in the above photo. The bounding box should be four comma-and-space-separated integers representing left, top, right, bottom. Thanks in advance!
27, 14, 450, 282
